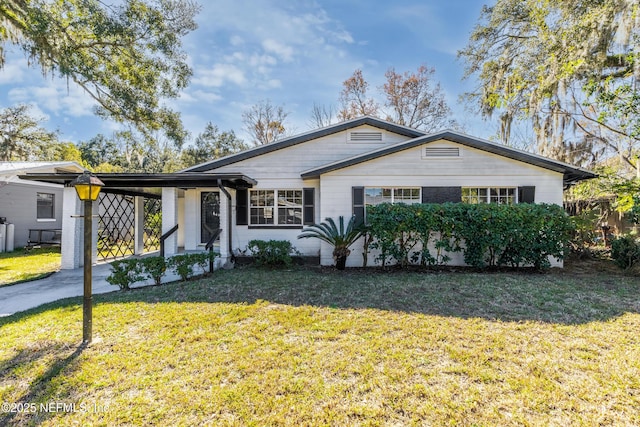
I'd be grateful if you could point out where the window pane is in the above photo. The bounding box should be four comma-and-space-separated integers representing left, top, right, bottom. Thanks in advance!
249, 190, 275, 224
489, 187, 515, 205
393, 188, 420, 203
365, 188, 387, 206
37, 193, 54, 219
277, 190, 302, 225
462, 188, 484, 204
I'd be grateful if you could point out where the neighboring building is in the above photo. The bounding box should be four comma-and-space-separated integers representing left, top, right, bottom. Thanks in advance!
23, 117, 596, 269
0, 161, 85, 248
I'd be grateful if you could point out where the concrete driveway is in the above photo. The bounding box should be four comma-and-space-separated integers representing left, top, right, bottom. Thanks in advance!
0, 262, 182, 317
0, 263, 117, 317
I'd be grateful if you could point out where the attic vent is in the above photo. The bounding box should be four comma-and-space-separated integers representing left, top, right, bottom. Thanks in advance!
423, 147, 460, 158
349, 131, 383, 142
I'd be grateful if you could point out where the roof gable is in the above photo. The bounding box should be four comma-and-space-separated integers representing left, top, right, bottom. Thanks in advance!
181, 116, 425, 173
301, 130, 597, 186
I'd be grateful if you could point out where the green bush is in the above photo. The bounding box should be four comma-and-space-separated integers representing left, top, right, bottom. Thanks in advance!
168, 252, 218, 281
366, 203, 574, 270
611, 236, 640, 269
247, 240, 298, 268
106, 259, 144, 290
139, 256, 167, 286
190, 251, 219, 275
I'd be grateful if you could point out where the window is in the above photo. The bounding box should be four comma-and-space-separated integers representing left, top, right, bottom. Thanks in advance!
462, 187, 516, 205
37, 192, 55, 219
249, 190, 302, 225
277, 190, 303, 225
365, 187, 421, 207
250, 190, 275, 225
363, 188, 421, 221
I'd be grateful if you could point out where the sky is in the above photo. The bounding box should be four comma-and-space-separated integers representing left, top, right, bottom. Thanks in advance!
0, 0, 498, 146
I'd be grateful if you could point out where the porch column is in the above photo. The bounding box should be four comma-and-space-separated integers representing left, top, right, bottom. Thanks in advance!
161, 187, 178, 257
61, 186, 83, 269
133, 196, 145, 255
219, 191, 229, 261
92, 199, 99, 264
183, 189, 198, 251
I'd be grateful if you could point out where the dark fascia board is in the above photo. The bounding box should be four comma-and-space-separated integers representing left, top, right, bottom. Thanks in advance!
301, 130, 598, 185
19, 172, 257, 188
181, 116, 426, 173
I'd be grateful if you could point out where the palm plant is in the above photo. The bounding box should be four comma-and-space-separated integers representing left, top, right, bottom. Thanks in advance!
298, 216, 364, 270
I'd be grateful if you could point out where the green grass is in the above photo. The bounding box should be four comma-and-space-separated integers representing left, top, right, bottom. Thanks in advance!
1, 266, 639, 426
0, 247, 61, 287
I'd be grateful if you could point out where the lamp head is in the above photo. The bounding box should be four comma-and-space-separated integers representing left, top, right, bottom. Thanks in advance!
71, 171, 104, 201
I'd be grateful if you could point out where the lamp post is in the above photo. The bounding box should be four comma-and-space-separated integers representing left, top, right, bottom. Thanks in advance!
70, 171, 104, 344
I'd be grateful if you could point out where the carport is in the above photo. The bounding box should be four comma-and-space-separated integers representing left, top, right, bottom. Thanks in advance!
19, 173, 256, 269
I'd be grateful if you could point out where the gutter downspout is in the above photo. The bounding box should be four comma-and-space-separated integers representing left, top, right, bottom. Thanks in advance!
217, 179, 234, 263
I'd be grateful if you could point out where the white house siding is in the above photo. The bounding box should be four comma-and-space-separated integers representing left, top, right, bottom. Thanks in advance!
317, 140, 565, 267
230, 181, 321, 258
211, 125, 411, 178
183, 125, 413, 257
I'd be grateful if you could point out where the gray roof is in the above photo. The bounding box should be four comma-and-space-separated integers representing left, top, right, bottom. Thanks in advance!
19, 172, 257, 189
181, 116, 425, 173
300, 130, 597, 186
0, 161, 84, 174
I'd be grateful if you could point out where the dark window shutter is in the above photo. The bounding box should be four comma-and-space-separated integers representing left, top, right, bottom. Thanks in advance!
236, 189, 248, 225
518, 186, 536, 203
303, 188, 315, 225
353, 187, 365, 224
421, 187, 462, 203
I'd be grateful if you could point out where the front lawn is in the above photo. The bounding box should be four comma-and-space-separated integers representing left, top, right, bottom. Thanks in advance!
1, 267, 639, 425
0, 247, 61, 287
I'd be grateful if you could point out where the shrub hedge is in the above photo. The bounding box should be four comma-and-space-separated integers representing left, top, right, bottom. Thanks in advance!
106, 252, 218, 289
247, 240, 299, 268
366, 203, 574, 269
611, 236, 640, 269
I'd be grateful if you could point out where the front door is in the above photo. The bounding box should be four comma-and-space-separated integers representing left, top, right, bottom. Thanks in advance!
201, 192, 220, 244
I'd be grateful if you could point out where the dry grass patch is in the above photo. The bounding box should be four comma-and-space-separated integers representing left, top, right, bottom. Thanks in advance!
1, 266, 639, 425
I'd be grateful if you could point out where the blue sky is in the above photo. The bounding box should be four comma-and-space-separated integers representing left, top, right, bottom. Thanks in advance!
0, 0, 498, 146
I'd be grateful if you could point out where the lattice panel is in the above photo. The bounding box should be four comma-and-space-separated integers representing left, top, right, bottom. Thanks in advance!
143, 198, 162, 252
98, 193, 135, 261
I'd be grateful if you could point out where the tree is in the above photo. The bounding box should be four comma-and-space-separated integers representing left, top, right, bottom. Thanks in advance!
0, 104, 58, 161
242, 100, 289, 145
309, 103, 337, 128
78, 134, 123, 169
331, 67, 457, 131
337, 69, 380, 121
383, 65, 457, 132
0, 0, 200, 145
181, 122, 248, 167
40, 141, 84, 163
459, 0, 639, 167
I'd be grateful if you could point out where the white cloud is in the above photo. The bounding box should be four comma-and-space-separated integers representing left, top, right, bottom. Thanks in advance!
8, 82, 96, 118
230, 35, 245, 46
262, 39, 294, 62
193, 63, 247, 87
179, 89, 223, 104
187, 1, 356, 92
0, 60, 27, 85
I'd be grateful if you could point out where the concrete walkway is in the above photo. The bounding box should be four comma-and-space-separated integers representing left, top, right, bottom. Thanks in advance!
0, 262, 182, 317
